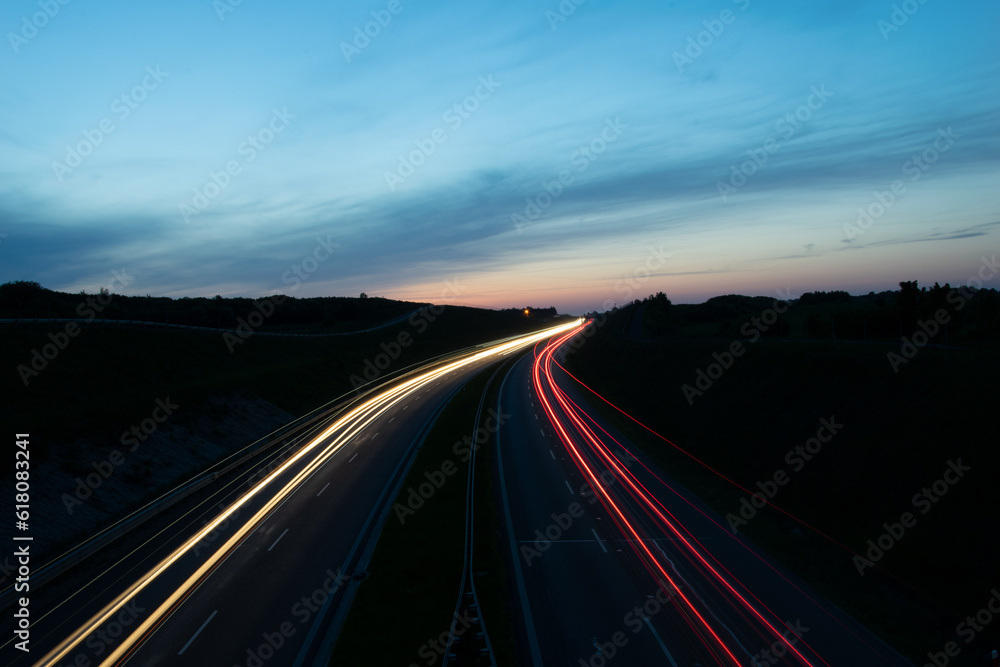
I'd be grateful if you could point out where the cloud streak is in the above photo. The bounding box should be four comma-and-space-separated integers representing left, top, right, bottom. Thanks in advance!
1, 0, 998, 311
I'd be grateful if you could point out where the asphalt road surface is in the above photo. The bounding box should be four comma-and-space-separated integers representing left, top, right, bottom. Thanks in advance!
494, 325, 915, 666
4, 321, 579, 667
4, 318, 917, 666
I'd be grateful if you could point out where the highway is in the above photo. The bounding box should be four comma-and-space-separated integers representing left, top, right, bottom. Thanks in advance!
495, 323, 915, 666
4, 316, 918, 666
5, 320, 580, 667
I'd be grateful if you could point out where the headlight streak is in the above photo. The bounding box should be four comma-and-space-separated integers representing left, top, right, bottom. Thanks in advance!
532, 325, 823, 666
37, 320, 582, 667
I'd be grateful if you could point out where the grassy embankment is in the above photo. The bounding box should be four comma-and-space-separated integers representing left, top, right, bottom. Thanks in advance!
566, 304, 998, 665
330, 363, 517, 666
3, 303, 554, 464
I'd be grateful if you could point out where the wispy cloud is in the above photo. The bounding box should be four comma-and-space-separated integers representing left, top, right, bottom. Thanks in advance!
1, 0, 998, 310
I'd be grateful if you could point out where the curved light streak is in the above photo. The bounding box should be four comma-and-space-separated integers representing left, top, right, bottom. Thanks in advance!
531, 323, 823, 666
37, 319, 582, 667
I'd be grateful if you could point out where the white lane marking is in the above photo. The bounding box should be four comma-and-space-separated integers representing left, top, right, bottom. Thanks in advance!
644, 617, 678, 667
592, 529, 608, 553
564, 481, 574, 494
539, 428, 545, 436
316, 482, 330, 497
55, 323, 578, 667
614, 537, 721, 543
178, 610, 217, 655
655, 542, 754, 660
267, 528, 289, 552
535, 413, 538, 420
516, 539, 604, 544
549, 450, 555, 460
403, 405, 408, 410
389, 417, 395, 423
372, 432, 379, 439
348, 453, 358, 463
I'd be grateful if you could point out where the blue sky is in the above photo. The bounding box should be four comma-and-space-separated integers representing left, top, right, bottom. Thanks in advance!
1, 0, 998, 312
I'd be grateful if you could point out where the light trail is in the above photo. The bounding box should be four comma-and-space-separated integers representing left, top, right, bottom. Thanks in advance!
36, 319, 582, 667
557, 381, 898, 664
531, 323, 825, 666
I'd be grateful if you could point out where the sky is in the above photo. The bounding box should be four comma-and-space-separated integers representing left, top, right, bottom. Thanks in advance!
1, 0, 998, 314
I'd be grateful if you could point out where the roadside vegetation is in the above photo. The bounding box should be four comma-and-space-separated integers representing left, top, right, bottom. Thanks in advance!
330, 365, 517, 667
567, 284, 999, 665
1, 282, 557, 464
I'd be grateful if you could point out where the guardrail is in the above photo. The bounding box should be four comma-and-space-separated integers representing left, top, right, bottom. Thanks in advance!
0, 335, 510, 612
0, 392, 364, 611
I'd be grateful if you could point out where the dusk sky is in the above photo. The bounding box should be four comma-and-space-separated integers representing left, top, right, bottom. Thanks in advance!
2, 0, 997, 313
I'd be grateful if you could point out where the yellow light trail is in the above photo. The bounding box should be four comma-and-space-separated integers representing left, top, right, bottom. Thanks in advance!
36, 319, 581, 667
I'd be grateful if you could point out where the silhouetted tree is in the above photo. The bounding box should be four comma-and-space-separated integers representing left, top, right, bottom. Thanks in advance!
897, 280, 921, 326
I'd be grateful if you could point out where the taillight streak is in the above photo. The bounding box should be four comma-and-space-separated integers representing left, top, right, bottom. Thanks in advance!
532, 326, 821, 666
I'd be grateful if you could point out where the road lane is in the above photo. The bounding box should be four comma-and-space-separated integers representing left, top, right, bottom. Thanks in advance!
18, 320, 581, 667
498, 347, 688, 666
497, 324, 915, 666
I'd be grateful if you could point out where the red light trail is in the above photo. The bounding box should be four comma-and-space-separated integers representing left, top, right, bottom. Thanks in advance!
531, 322, 825, 665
